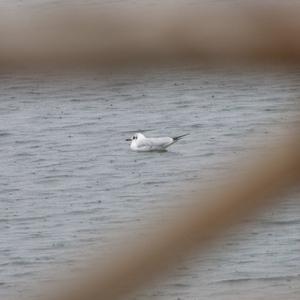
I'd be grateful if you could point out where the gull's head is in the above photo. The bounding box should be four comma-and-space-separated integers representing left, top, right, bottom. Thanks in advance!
126, 132, 145, 142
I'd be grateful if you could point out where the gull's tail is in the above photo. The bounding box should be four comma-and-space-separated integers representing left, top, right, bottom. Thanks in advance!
173, 133, 189, 141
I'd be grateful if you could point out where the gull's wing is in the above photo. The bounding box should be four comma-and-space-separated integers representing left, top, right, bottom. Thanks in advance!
135, 134, 188, 151
141, 137, 174, 149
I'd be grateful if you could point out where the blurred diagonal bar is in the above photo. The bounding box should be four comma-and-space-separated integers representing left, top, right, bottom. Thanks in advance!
45, 134, 300, 300
1, 3, 300, 69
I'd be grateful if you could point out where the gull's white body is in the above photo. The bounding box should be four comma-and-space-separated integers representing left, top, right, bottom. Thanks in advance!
127, 133, 188, 152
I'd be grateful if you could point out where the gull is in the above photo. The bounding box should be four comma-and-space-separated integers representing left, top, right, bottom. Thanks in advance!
126, 132, 189, 152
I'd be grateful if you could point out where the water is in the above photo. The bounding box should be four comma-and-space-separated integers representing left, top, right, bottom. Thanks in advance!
0, 66, 299, 300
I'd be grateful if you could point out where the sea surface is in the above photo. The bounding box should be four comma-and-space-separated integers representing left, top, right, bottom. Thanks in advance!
0, 66, 299, 300
0, 2, 300, 297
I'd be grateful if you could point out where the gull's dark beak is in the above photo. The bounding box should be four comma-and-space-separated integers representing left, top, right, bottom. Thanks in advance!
126, 138, 132, 141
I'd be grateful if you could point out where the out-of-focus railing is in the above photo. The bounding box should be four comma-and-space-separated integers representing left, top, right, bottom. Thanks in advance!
1, 3, 300, 69
2, 2, 299, 300
45, 135, 300, 300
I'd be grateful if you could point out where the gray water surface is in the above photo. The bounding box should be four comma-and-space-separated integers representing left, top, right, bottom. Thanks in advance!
0, 67, 299, 299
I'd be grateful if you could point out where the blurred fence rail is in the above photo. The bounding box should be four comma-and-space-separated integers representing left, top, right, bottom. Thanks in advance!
45, 135, 300, 300
2, 2, 299, 300
1, 3, 300, 69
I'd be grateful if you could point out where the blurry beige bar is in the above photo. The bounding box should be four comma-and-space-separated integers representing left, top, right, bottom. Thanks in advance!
1, 3, 300, 68
43, 135, 300, 300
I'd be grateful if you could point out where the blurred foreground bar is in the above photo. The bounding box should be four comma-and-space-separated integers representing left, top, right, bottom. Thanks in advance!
45, 135, 300, 300
1, 3, 300, 69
